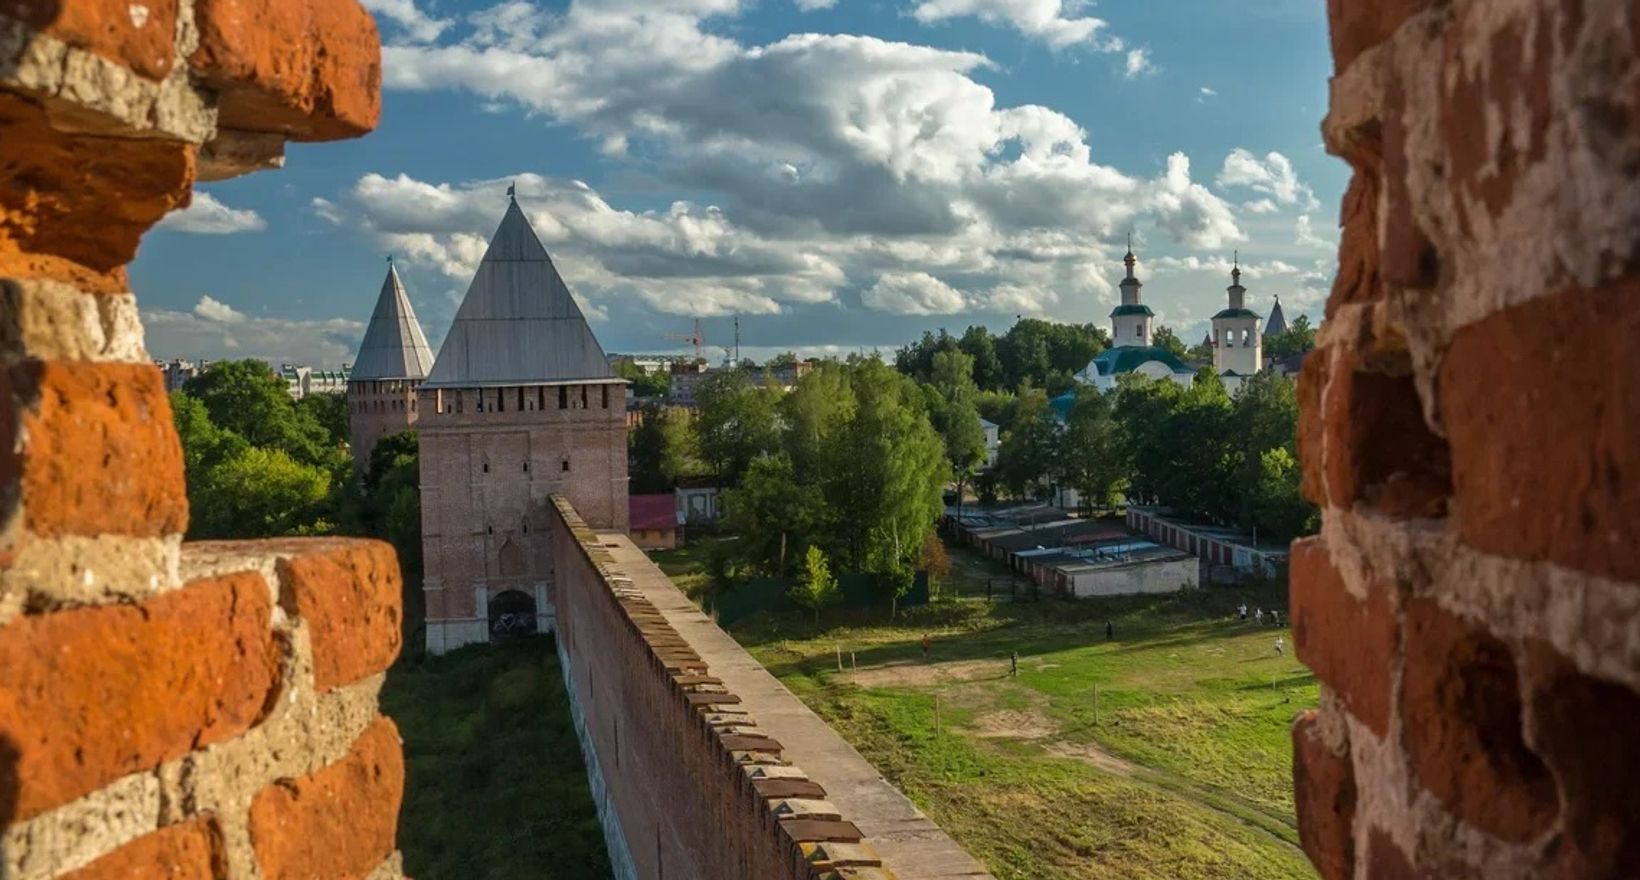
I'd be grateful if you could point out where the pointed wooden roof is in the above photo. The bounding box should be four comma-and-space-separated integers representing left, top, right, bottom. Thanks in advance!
351, 262, 435, 380
424, 199, 614, 388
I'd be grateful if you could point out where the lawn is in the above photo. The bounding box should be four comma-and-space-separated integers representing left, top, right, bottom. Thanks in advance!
381, 636, 613, 880
662, 540, 1318, 880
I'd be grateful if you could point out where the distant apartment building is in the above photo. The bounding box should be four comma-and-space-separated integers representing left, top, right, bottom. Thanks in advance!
280, 363, 352, 400
155, 358, 209, 392
668, 359, 813, 407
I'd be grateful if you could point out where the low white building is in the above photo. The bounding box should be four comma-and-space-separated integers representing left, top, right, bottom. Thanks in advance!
978, 416, 1000, 468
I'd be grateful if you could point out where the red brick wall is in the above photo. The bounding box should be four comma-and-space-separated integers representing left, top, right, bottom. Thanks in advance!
548, 497, 900, 879
1294, 2, 1640, 877
0, 3, 401, 877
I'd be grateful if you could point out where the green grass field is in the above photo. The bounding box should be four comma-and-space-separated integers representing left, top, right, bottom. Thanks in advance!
655, 541, 1318, 880
381, 637, 613, 880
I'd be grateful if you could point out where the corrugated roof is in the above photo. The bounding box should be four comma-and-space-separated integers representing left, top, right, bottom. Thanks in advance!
424, 199, 614, 388
351, 263, 435, 381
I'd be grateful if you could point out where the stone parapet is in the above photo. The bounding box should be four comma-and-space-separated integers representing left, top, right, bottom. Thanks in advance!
548, 494, 994, 880
1295, 1, 1640, 877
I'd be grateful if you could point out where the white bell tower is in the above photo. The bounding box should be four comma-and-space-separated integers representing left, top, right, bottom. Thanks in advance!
1110, 236, 1153, 347
1212, 255, 1263, 377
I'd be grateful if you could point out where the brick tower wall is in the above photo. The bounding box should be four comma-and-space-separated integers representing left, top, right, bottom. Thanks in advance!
1293, 1, 1640, 878
417, 380, 629, 653
0, 2, 406, 878
348, 378, 423, 469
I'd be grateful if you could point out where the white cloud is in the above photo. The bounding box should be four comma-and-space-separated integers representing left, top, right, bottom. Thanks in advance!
1199, 86, 1217, 97
157, 192, 267, 235
1242, 198, 1280, 214
794, 0, 836, 9
1216, 148, 1320, 210
1146, 153, 1243, 249
1124, 48, 1155, 79
862, 272, 966, 315
1295, 213, 1334, 249
909, 0, 1118, 49
146, 308, 364, 366
192, 295, 246, 323
359, 0, 451, 43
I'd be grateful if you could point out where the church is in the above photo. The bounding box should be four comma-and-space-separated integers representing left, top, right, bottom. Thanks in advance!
1074, 244, 1272, 395
399, 195, 630, 654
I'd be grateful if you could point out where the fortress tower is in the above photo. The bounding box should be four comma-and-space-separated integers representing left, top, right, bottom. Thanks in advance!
347, 260, 435, 468
417, 196, 629, 653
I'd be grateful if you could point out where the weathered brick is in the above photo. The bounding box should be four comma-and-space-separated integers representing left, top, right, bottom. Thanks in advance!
1365, 827, 1423, 880
61, 818, 221, 880
248, 716, 403, 880
1296, 349, 1328, 505
1293, 710, 1355, 880
0, 572, 277, 820
1326, 170, 1383, 316
274, 538, 402, 690
1400, 599, 1557, 843
6, 0, 181, 81
1522, 645, 1640, 878
0, 93, 194, 276
1320, 357, 1449, 519
1441, 283, 1640, 583
190, 0, 382, 141
1326, 0, 1435, 72
1290, 537, 1397, 736
8, 360, 187, 538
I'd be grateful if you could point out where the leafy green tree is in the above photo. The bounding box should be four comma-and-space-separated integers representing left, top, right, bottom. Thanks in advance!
1249, 447, 1317, 542
1264, 313, 1318, 359
780, 361, 856, 477
958, 325, 1004, 390
172, 391, 248, 485
296, 392, 350, 447
722, 455, 822, 576
1060, 385, 1126, 512
893, 330, 961, 383
817, 359, 947, 592
1152, 326, 1189, 360
996, 389, 1060, 501
182, 360, 339, 470
694, 369, 780, 485
191, 446, 332, 539
788, 545, 841, 625
1229, 372, 1316, 540
925, 350, 987, 520
614, 360, 670, 397
918, 532, 952, 598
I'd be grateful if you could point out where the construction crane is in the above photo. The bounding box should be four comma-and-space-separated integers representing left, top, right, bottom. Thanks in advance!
663, 318, 706, 362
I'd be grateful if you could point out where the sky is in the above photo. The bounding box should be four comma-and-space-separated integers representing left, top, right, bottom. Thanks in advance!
133, 0, 1346, 368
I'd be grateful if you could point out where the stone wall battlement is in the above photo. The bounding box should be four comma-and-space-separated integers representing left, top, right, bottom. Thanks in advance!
548, 494, 914, 880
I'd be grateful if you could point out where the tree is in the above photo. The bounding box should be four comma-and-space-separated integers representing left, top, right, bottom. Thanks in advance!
190, 446, 332, 539
893, 330, 960, 383
296, 392, 350, 447
996, 389, 1060, 501
925, 350, 987, 521
182, 360, 341, 472
1249, 447, 1317, 542
958, 325, 1004, 391
614, 360, 670, 397
694, 369, 779, 485
1265, 313, 1317, 359
918, 532, 951, 598
780, 361, 856, 478
722, 455, 822, 576
788, 545, 841, 626
1060, 385, 1126, 512
1152, 326, 1189, 360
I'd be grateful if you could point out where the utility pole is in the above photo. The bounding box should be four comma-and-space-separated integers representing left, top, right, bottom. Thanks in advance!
734, 315, 741, 366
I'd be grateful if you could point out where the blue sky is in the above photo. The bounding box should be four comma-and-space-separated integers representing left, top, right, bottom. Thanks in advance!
135, 0, 1344, 367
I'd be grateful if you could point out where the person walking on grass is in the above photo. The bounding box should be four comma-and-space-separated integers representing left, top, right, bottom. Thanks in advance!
1255, 607, 1265, 625
1238, 603, 1248, 621
921, 633, 931, 661
1105, 619, 1114, 640
1274, 636, 1285, 656
1010, 651, 1018, 677
1271, 610, 1281, 627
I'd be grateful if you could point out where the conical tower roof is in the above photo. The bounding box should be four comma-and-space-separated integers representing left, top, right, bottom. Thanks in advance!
1265, 295, 1288, 335
351, 262, 435, 380
424, 198, 613, 388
